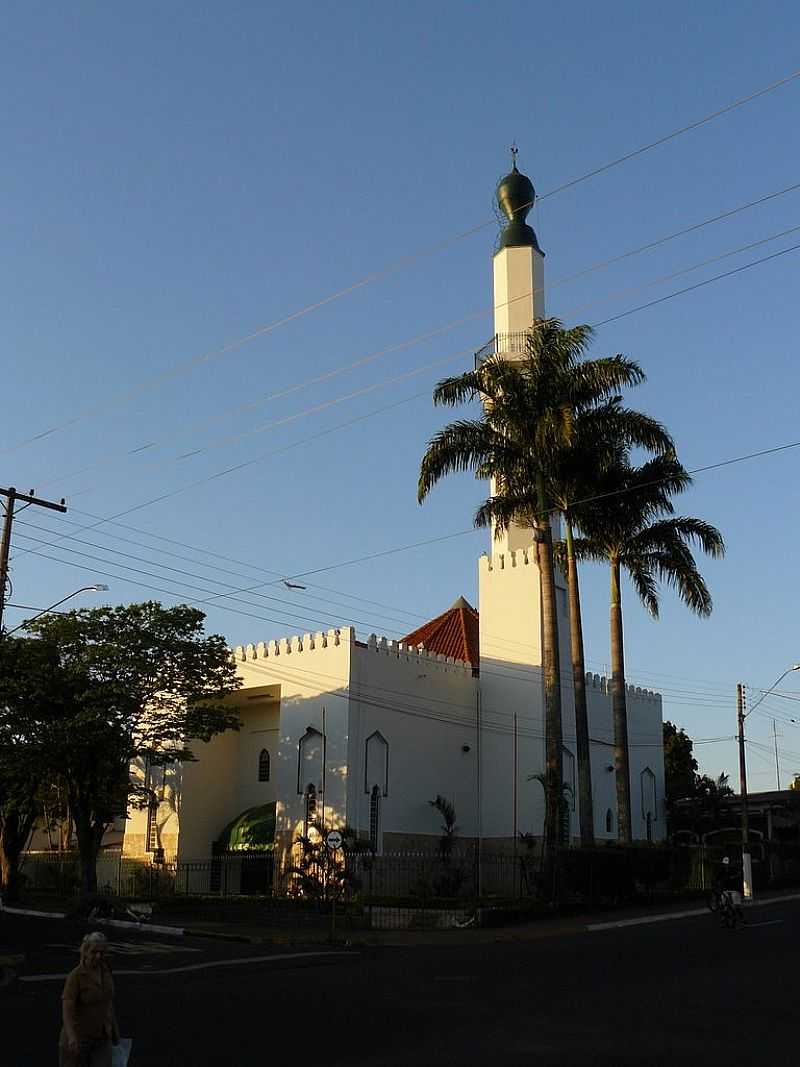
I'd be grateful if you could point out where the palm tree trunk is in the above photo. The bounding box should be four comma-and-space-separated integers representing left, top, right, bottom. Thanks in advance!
537, 475, 563, 892
565, 516, 594, 847
610, 558, 632, 844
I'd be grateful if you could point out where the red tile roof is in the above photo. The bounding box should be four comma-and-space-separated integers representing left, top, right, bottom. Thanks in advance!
401, 596, 479, 668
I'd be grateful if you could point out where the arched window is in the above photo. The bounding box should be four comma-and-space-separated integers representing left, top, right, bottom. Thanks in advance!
640, 767, 657, 824
258, 748, 271, 783
369, 784, 381, 853
605, 808, 614, 835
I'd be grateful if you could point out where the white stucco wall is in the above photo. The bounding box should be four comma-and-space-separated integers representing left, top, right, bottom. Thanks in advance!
348, 636, 477, 849
233, 627, 353, 850
585, 674, 666, 842
478, 542, 576, 841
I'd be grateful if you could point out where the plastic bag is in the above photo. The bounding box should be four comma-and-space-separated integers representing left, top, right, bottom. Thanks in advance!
111, 1038, 133, 1067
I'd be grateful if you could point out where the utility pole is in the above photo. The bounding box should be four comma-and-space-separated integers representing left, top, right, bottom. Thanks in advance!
736, 682, 753, 900
773, 719, 781, 791
0, 486, 67, 633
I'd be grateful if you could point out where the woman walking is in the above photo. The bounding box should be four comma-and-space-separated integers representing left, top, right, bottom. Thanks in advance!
59, 931, 120, 1067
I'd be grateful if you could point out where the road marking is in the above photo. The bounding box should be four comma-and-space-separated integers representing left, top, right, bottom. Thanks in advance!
21, 950, 356, 982
587, 908, 707, 931
747, 920, 783, 928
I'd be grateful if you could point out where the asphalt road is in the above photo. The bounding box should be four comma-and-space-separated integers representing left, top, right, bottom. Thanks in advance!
3, 899, 798, 1065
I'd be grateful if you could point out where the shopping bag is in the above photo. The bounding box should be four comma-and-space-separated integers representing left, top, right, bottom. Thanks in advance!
111, 1038, 133, 1067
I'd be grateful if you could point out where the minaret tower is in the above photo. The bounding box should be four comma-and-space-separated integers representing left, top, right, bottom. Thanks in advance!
491, 148, 546, 554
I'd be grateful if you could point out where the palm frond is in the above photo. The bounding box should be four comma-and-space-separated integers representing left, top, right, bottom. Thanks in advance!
418, 421, 500, 502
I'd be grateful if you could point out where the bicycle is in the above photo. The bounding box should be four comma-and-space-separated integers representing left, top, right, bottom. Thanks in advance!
718, 889, 745, 929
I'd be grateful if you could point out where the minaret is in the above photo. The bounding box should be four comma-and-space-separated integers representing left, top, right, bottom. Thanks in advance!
477, 152, 571, 845
491, 148, 546, 554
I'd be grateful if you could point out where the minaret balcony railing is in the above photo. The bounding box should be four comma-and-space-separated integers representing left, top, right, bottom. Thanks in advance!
474, 331, 531, 367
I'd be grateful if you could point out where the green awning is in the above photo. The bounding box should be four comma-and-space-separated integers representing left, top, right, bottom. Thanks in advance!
216, 803, 276, 851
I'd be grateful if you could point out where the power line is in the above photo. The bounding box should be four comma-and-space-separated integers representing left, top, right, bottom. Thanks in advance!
6, 65, 800, 458
594, 238, 800, 327
34, 179, 800, 494
10, 533, 740, 712
7, 508, 754, 708
537, 67, 800, 200
22, 227, 797, 580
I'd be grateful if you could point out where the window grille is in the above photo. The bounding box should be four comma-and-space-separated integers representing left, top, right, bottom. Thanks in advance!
369, 785, 381, 852
304, 784, 317, 834
258, 748, 271, 782
146, 801, 158, 852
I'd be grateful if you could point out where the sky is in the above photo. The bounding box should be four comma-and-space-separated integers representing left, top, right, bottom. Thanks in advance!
2, 2, 800, 789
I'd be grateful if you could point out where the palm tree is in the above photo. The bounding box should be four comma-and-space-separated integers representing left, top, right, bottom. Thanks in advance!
572, 455, 725, 844
418, 318, 646, 880
479, 399, 674, 848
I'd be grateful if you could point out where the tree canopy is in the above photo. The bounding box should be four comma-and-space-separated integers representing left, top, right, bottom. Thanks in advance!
0, 601, 242, 897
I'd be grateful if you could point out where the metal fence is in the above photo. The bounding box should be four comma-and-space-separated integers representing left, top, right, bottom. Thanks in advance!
19, 841, 800, 931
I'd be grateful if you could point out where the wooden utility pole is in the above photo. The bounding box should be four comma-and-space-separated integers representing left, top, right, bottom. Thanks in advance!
773, 719, 781, 791
736, 682, 753, 899
0, 486, 67, 632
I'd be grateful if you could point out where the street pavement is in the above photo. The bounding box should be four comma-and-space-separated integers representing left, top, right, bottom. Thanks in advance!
2, 898, 799, 1065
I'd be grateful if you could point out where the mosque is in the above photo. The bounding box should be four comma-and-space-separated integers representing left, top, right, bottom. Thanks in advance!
122, 158, 665, 867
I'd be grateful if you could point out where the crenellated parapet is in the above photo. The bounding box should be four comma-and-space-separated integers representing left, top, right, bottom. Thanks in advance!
233, 626, 355, 662
584, 672, 661, 702
232, 625, 471, 674
479, 546, 535, 573
363, 632, 472, 674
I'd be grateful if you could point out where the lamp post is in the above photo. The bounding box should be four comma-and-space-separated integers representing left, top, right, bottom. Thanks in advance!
3, 584, 109, 637
737, 664, 800, 900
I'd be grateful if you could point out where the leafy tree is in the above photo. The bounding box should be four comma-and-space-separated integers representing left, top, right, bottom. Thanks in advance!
790, 775, 800, 792
663, 721, 698, 803
418, 319, 646, 885
573, 455, 724, 843
2, 602, 241, 898
0, 637, 74, 900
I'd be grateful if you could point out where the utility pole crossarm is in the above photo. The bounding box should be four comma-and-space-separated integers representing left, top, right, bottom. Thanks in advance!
0, 486, 67, 512
0, 486, 68, 632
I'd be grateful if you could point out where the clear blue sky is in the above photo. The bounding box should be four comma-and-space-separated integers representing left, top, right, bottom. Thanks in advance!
3, 2, 800, 788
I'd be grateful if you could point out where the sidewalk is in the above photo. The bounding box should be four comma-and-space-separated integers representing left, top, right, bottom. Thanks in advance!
8, 889, 800, 947
147, 889, 800, 946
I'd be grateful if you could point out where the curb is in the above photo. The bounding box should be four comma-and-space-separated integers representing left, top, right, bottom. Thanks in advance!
586, 890, 800, 932
0, 903, 67, 920
94, 917, 186, 937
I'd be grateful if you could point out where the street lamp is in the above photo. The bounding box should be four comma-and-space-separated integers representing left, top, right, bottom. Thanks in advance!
737, 664, 800, 900
3, 584, 110, 637
745, 665, 800, 719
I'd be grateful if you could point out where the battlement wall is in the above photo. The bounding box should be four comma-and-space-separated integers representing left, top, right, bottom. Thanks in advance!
233, 626, 472, 676
585, 672, 661, 703
233, 625, 356, 663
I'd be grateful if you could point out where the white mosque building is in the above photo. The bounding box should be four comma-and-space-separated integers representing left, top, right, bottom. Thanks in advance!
122, 159, 665, 867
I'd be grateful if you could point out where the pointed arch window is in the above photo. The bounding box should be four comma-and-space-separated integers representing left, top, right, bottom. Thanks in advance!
364, 731, 389, 797
641, 767, 657, 832
605, 808, 614, 835
258, 749, 271, 783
